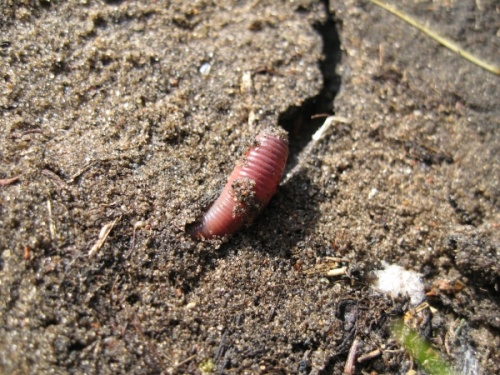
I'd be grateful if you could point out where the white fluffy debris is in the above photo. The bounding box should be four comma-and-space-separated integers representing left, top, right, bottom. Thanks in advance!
199, 63, 211, 76
372, 263, 425, 306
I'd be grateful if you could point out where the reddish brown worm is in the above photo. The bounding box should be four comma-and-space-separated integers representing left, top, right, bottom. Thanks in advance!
191, 128, 288, 240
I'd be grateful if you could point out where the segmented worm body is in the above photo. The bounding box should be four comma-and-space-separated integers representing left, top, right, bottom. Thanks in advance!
191, 128, 288, 240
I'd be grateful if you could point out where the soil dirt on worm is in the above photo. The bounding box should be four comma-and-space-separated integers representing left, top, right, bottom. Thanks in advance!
0, 0, 498, 374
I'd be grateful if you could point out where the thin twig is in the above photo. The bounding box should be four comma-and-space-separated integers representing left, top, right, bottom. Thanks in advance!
68, 161, 95, 183
174, 354, 197, 368
368, 0, 500, 76
282, 116, 351, 185
357, 348, 382, 363
0, 176, 20, 186
344, 338, 359, 375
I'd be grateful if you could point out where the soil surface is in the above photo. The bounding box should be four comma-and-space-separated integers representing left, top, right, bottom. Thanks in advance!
1, 1, 498, 374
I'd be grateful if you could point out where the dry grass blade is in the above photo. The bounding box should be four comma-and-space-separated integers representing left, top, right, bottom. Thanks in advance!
88, 217, 121, 258
368, 0, 500, 76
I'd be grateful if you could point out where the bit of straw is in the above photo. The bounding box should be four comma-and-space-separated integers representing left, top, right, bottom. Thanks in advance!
89, 216, 121, 258
326, 266, 348, 277
282, 116, 351, 185
47, 199, 56, 240
368, 0, 500, 76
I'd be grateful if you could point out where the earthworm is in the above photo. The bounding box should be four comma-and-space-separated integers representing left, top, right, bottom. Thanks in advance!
191, 128, 288, 240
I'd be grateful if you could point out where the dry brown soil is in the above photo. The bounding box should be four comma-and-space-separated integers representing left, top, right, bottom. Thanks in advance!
1, 1, 499, 374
